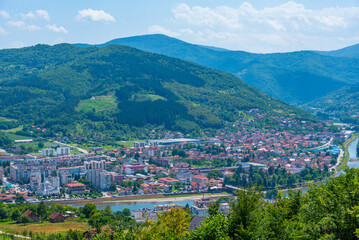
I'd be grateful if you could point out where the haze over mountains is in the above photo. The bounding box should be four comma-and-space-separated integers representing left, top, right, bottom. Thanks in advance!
76, 34, 359, 106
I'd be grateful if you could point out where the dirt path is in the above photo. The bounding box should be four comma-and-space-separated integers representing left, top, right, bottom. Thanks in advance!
0, 230, 31, 239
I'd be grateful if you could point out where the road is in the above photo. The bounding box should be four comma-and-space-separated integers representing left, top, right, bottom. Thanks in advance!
330, 148, 344, 174
53, 141, 89, 154
0, 230, 31, 239
306, 137, 333, 151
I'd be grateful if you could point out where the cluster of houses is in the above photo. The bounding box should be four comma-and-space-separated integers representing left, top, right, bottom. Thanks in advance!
22, 209, 67, 223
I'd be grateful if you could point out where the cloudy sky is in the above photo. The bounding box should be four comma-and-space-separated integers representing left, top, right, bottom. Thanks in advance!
0, 0, 358, 52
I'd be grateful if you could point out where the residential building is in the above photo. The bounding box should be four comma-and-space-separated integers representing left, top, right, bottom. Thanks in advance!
85, 160, 111, 190
191, 175, 209, 185
22, 210, 39, 222
67, 181, 86, 194
42, 148, 55, 157
122, 164, 147, 175
29, 169, 41, 191
56, 147, 70, 155
49, 212, 65, 223
60, 170, 73, 186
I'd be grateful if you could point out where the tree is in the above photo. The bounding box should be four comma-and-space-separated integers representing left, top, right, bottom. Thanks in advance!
207, 170, 223, 180
15, 193, 25, 203
228, 188, 263, 239
0, 206, 8, 220
37, 201, 47, 221
208, 201, 220, 217
109, 182, 117, 192
104, 205, 112, 214
136, 208, 191, 240
122, 208, 131, 217
11, 209, 21, 221
17, 215, 32, 225
132, 184, 138, 194
189, 214, 230, 240
81, 203, 97, 218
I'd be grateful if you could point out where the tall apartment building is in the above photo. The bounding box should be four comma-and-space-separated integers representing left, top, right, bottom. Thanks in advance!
60, 170, 73, 186
56, 147, 70, 155
84, 160, 110, 190
10, 163, 56, 183
29, 169, 42, 191
42, 148, 55, 157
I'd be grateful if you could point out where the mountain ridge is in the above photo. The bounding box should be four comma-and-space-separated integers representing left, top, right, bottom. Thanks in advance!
0, 43, 312, 140
74, 34, 359, 105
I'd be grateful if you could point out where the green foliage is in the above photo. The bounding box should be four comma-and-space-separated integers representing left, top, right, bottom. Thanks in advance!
137, 208, 191, 240
0, 132, 12, 148
0, 43, 314, 141
17, 215, 32, 224
109, 182, 117, 192
207, 170, 223, 180
80, 202, 97, 218
189, 214, 230, 240
37, 201, 47, 221
86, 34, 359, 105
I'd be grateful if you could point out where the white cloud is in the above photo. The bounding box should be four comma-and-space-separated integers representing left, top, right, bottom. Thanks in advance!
167, 2, 359, 52
148, 25, 180, 37
26, 24, 41, 31
6, 21, 41, 31
46, 24, 68, 34
0, 10, 10, 19
0, 26, 7, 35
35, 10, 50, 21
23, 9, 50, 21
7, 21, 25, 28
76, 8, 115, 22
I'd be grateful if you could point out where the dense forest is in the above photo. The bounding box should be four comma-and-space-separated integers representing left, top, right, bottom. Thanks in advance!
78, 34, 359, 105
305, 84, 359, 129
0, 44, 313, 141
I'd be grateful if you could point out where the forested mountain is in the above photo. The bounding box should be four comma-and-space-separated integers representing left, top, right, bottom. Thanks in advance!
304, 84, 359, 125
76, 34, 359, 105
316, 43, 359, 58
0, 43, 311, 140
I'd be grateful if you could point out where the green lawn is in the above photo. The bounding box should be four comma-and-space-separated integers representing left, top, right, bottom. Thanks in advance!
3, 132, 31, 141
337, 133, 359, 173
76, 95, 117, 113
0, 220, 88, 234
2, 125, 23, 133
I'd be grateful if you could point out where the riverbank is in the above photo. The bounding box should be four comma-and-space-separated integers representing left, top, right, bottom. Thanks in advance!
337, 133, 359, 173
49, 193, 232, 205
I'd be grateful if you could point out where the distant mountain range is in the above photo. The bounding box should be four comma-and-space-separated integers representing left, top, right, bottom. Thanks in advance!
75, 34, 359, 105
315, 43, 359, 58
0, 43, 312, 140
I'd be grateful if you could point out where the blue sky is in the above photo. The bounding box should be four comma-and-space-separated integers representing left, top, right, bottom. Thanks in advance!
0, 0, 358, 52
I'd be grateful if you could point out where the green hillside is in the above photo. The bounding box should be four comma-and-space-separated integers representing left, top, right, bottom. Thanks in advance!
79, 34, 359, 105
0, 44, 313, 141
304, 84, 359, 126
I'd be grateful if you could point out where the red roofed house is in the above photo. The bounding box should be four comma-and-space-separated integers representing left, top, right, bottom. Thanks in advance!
22, 210, 39, 222
191, 175, 209, 185
67, 181, 86, 194
49, 212, 65, 223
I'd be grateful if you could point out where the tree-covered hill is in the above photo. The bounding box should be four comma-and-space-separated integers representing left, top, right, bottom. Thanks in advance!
78, 34, 359, 105
316, 43, 359, 58
0, 43, 312, 140
304, 84, 359, 126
